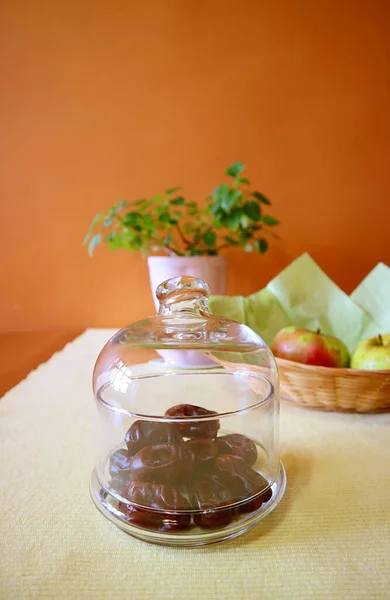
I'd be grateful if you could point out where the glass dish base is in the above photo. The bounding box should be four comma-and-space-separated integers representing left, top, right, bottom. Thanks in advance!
90, 463, 286, 547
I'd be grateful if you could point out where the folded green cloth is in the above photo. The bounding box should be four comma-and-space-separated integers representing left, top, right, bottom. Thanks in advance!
209, 253, 390, 351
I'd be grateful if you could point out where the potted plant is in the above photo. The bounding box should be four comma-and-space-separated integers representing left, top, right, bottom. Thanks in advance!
84, 162, 279, 303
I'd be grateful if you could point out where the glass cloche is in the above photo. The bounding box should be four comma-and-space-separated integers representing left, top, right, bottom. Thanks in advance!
90, 276, 286, 546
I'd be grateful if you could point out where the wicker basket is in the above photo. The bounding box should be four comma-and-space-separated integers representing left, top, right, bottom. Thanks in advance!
276, 357, 390, 413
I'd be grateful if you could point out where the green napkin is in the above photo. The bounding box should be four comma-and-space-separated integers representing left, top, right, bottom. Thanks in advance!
350, 262, 390, 339
209, 253, 389, 351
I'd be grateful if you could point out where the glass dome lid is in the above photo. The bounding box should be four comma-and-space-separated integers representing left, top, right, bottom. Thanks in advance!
90, 276, 285, 546
93, 276, 279, 414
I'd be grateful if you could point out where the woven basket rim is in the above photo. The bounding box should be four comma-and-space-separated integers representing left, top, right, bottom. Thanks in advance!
275, 357, 390, 378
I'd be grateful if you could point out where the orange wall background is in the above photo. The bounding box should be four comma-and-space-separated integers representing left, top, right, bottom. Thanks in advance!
1, 0, 389, 331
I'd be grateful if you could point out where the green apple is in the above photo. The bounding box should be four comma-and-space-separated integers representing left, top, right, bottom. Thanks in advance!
271, 326, 350, 367
351, 334, 390, 370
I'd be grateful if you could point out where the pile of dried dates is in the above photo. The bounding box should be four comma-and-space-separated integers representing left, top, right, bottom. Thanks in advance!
109, 404, 272, 532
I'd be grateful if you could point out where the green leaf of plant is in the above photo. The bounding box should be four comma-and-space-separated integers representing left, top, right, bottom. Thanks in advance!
158, 212, 171, 225
88, 233, 102, 257
132, 199, 151, 212
239, 229, 252, 241
123, 212, 139, 227
255, 238, 268, 254
141, 214, 156, 231
103, 217, 112, 227
166, 187, 181, 195
226, 162, 245, 178
203, 231, 217, 247
183, 222, 193, 234
213, 219, 224, 229
155, 205, 165, 217
262, 215, 279, 226
170, 196, 185, 206
206, 249, 217, 256
252, 192, 271, 205
212, 184, 230, 204
209, 203, 221, 216
244, 244, 253, 252
129, 235, 143, 251
109, 200, 127, 215
152, 192, 164, 204
238, 177, 250, 185
223, 207, 244, 230
221, 188, 242, 211
106, 232, 120, 251
243, 201, 261, 221
83, 213, 104, 245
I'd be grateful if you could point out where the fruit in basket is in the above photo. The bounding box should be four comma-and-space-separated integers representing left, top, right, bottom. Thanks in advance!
351, 334, 390, 370
271, 326, 350, 367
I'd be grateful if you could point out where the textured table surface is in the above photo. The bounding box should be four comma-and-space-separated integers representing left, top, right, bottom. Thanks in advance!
1, 329, 389, 600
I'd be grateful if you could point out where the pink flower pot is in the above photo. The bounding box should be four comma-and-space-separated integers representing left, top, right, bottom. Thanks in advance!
147, 256, 228, 368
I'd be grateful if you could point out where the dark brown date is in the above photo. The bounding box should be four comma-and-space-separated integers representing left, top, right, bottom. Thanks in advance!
165, 404, 220, 439
185, 439, 218, 471
122, 505, 191, 531
216, 434, 258, 466
120, 480, 191, 532
125, 421, 181, 456
191, 473, 233, 528
239, 492, 271, 514
213, 454, 272, 512
129, 443, 192, 484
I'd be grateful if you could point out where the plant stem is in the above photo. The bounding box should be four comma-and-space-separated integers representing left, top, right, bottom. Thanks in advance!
378, 334, 383, 346
176, 224, 191, 247
161, 246, 181, 256
264, 229, 281, 240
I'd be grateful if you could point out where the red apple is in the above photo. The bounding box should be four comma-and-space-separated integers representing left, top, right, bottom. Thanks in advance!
271, 326, 350, 367
351, 334, 390, 370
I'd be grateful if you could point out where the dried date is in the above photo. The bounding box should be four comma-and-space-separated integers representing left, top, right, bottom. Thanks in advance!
129, 443, 192, 484
213, 454, 272, 512
122, 505, 191, 531
185, 439, 218, 471
216, 434, 257, 466
191, 473, 233, 528
165, 404, 220, 439
120, 480, 191, 532
125, 421, 181, 456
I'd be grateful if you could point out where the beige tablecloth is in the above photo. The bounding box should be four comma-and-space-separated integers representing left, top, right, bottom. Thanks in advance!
1, 329, 389, 600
